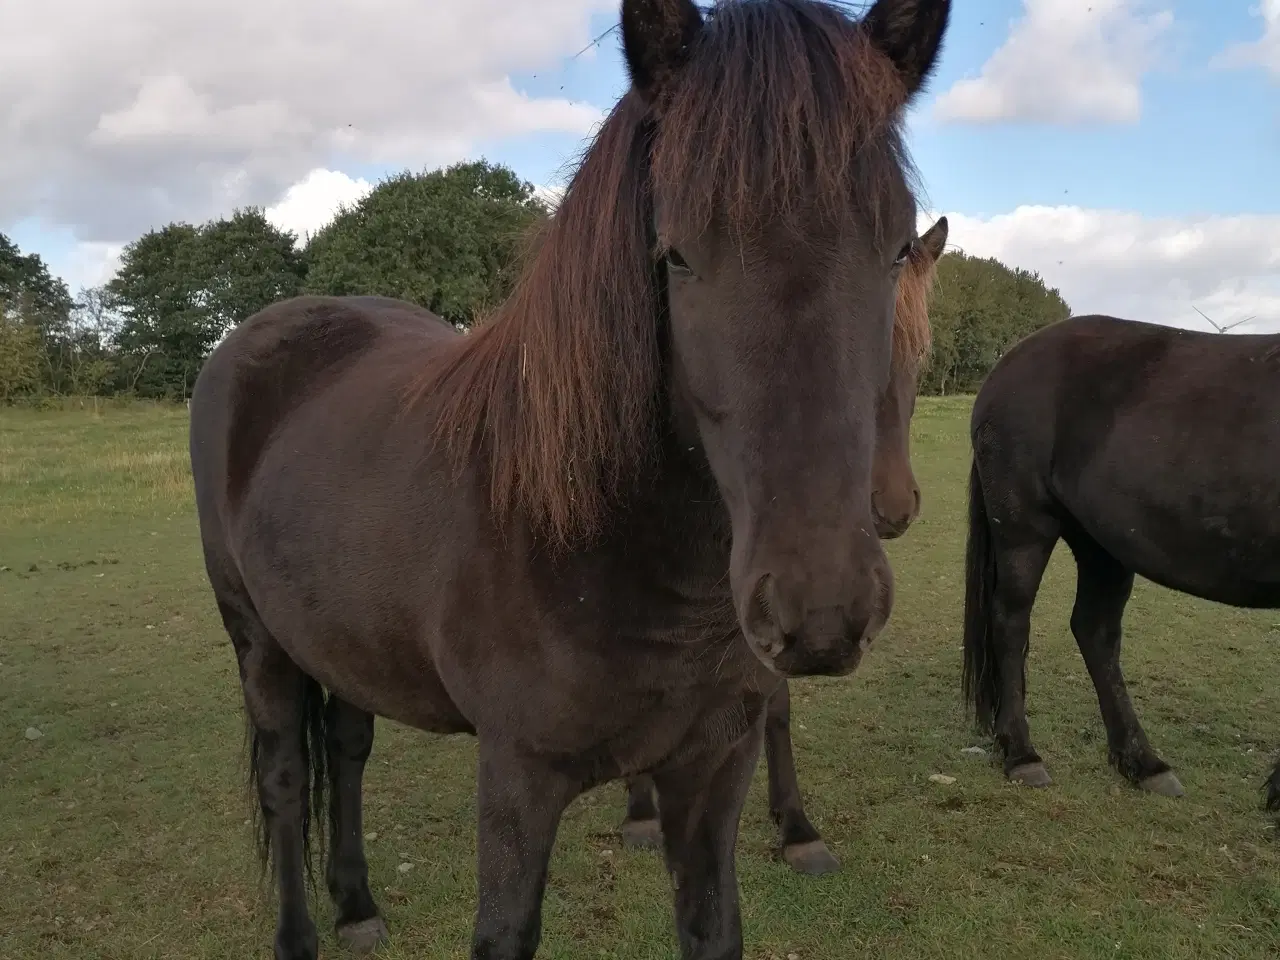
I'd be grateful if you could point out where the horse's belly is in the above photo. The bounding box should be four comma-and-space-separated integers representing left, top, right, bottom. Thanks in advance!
1073, 486, 1280, 609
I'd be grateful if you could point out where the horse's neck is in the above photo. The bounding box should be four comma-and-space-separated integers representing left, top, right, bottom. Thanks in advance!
607, 436, 734, 598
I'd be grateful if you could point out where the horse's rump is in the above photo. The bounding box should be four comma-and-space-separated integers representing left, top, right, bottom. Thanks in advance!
972, 313, 1280, 606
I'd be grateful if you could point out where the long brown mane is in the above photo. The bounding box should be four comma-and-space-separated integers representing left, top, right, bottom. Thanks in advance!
413, 0, 924, 548
894, 238, 940, 370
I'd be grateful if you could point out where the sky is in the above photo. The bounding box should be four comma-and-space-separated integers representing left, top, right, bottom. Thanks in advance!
1, 0, 1278, 332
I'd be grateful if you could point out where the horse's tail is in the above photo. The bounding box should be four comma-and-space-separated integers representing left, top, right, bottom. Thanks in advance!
962, 458, 1001, 735
1265, 759, 1280, 814
246, 675, 329, 883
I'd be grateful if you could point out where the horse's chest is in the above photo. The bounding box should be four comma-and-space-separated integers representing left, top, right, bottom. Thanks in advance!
483, 623, 768, 771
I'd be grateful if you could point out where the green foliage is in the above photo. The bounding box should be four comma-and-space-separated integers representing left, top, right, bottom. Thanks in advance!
304, 159, 548, 327
0, 233, 79, 397
921, 250, 1072, 395
6, 160, 1075, 403
105, 210, 307, 398
0, 310, 43, 398
0, 234, 74, 328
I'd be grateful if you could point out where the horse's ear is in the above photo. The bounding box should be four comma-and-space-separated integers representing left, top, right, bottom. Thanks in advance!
862, 0, 951, 97
919, 215, 948, 262
620, 0, 704, 102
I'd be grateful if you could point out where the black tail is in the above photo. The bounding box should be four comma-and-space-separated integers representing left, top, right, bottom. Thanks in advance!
245, 675, 330, 883
961, 459, 1001, 735
1265, 758, 1280, 814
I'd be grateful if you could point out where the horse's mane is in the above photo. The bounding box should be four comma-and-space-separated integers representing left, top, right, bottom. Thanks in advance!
894, 238, 940, 370
412, 0, 922, 547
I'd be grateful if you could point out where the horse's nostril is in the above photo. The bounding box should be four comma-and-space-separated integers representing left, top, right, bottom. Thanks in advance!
870, 495, 886, 523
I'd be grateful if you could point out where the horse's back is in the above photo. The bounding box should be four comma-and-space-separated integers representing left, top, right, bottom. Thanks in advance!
974, 315, 1170, 436
189, 294, 455, 540
975, 313, 1277, 440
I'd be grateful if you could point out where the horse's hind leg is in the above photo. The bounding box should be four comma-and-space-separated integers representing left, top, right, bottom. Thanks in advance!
1065, 535, 1182, 797
990, 532, 1058, 787
324, 696, 388, 952
765, 682, 839, 876
217, 596, 322, 960
620, 775, 664, 849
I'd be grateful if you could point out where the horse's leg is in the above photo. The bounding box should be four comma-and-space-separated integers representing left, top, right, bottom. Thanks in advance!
324, 696, 388, 952
1066, 539, 1182, 797
620, 774, 664, 849
990, 532, 1058, 787
218, 597, 320, 960
653, 723, 763, 960
470, 740, 581, 960
765, 682, 839, 876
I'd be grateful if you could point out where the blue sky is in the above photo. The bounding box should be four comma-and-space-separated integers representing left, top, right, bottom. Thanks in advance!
476, 0, 1280, 219
4, 0, 1278, 328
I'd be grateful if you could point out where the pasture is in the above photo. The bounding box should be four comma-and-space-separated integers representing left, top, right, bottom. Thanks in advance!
2, 400, 1278, 959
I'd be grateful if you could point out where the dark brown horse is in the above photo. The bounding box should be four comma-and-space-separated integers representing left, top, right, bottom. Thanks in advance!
962, 313, 1280, 808
188, 1, 951, 957
618, 216, 948, 876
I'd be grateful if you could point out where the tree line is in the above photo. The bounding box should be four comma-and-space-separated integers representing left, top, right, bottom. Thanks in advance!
0, 159, 1070, 402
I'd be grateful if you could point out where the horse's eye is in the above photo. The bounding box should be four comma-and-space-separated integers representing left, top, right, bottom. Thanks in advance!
666, 247, 692, 273
893, 241, 914, 266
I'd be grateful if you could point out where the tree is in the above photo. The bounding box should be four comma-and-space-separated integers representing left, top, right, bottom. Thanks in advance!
920, 250, 1071, 395
304, 159, 548, 328
106, 210, 307, 398
62, 286, 121, 396
0, 232, 76, 395
201, 209, 310, 332
0, 308, 43, 399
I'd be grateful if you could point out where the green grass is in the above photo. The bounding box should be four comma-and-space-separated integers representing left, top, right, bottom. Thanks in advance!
2, 398, 1278, 959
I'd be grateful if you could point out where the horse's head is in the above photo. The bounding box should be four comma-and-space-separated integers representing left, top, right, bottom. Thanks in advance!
622, 0, 951, 677
872, 215, 947, 539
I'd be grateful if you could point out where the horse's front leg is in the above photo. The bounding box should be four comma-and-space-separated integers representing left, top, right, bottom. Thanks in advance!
653, 720, 763, 960
470, 739, 582, 960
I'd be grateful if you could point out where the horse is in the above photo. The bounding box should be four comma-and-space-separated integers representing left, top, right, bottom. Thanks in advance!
962, 313, 1280, 808
617, 216, 949, 877
187, 1, 952, 957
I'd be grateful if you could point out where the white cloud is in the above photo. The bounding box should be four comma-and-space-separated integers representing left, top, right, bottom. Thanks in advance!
933, 0, 1173, 124
0, 0, 611, 244
533, 184, 567, 211
917, 205, 1280, 333
56, 241, 125, 293
1214, 1, 1280, 78
265, 168, 373, 244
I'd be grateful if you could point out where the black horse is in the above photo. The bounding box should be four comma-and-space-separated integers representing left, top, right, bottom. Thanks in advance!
188, 1, 952, 958
962, 313, 1280, 808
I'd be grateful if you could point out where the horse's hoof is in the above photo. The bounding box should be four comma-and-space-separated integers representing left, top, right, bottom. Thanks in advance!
337, 916, 389, 954
1138, 770, 1185, 798
620, 818, 663, 850
782, 840, 841, 876
1008, 762, 1052, 788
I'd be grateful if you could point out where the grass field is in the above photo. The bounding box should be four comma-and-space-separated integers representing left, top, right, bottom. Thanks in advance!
2, 399, 1278, 960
